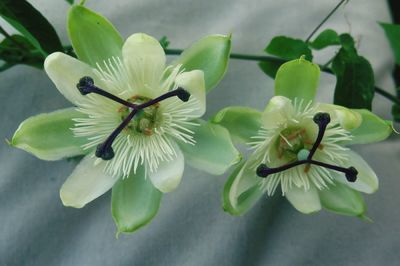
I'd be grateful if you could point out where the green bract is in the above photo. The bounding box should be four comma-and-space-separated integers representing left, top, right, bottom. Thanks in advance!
11, 4, 237, 234
213, 58, 392, 217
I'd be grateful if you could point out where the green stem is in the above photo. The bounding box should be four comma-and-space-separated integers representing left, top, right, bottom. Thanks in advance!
165, 48, 400, 105
0, 26, 28, 52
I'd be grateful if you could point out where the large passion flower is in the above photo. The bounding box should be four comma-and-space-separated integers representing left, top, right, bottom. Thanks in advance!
11, 4, 240, 233
212, 58, 392, 217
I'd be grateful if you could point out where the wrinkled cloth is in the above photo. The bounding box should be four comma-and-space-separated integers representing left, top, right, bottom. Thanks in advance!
1, 0, 399, 265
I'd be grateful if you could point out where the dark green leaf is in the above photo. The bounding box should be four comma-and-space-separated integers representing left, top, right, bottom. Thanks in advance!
265, 36, 313, 61
309, 29, 340, 50
159, 36, 170, 49
0, 35, 43, 69
0, 0, 63, 55
66, 0, 74, 4
380, 22, 400, 65
258, 60, 283, 79
339, 33, 356, 52
332, 43, 375, 110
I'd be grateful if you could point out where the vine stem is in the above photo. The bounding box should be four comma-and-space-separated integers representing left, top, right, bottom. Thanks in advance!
164, 48, 400, 105
305, 0, 348, 42
0, 26, 29, 53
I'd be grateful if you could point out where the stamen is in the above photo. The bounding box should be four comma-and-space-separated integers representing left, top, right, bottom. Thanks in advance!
256, 112, 358, 183
77, 76, 191, 160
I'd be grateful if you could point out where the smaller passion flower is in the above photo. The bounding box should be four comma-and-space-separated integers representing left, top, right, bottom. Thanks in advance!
10, 4, 239, 234
212, 58, 393, 217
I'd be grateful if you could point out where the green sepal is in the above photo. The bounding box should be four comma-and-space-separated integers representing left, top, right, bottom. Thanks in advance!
344, 109, 393, 145
176, 119, 241, 175
223, 160, 264, 216
172, 34, 231, 92
67, 5, 123, 67
211, 106, 262, 144
11, 108, 88, 160
318, 182, 366, 217
274, 57, 320, 101
111, 166, 162, 234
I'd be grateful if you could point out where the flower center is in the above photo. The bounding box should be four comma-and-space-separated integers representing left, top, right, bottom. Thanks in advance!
119, 96, 159, 136
76, 76, 190, 160
257, 112, 358, 183
276, 127, 313, 161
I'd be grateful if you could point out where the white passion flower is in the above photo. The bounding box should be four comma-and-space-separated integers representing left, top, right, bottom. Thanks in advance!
251, 97, 358, 196
11, 5, 238, 234
46, 33, 206, 195
214, 58, 392, 217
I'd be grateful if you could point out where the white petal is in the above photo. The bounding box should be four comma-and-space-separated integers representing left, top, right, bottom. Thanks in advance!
122, 33, 166, 97
44, 52, 102, 105
285, 185, 321, 214
334, 150, 378, 194
262, 96, 294, 129
174, 70, 206, 117
148, 143, 184, 193
60, 154, 119, 208
317, 103, 362, 130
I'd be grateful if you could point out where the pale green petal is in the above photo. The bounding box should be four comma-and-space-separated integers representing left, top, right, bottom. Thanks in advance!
317, 103, 362, 130
211, 106, 262, 144
172, 34, 231, 92
223, 160, 264, 216
44, 52, 103, 105
176, 119, 241, 175
334, 150, 378, 194
344, 109, 392, 145
11, 108, 88, 160
112, 165, 162, 234
67, 5, 123, 67
285, 185, 321, 214
60, 155, 118, 208
148, 144, 184, 193
262, 96, 294, 129
275, 57, 320, 101
122, 33, 166, 98
318, 182, 366, 216
175, 70, 206, 117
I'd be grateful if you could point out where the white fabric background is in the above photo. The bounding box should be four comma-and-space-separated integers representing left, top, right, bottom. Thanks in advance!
1, 0, 400, 265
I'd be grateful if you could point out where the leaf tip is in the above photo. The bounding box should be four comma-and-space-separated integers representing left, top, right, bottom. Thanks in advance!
358, 213, 373, 223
